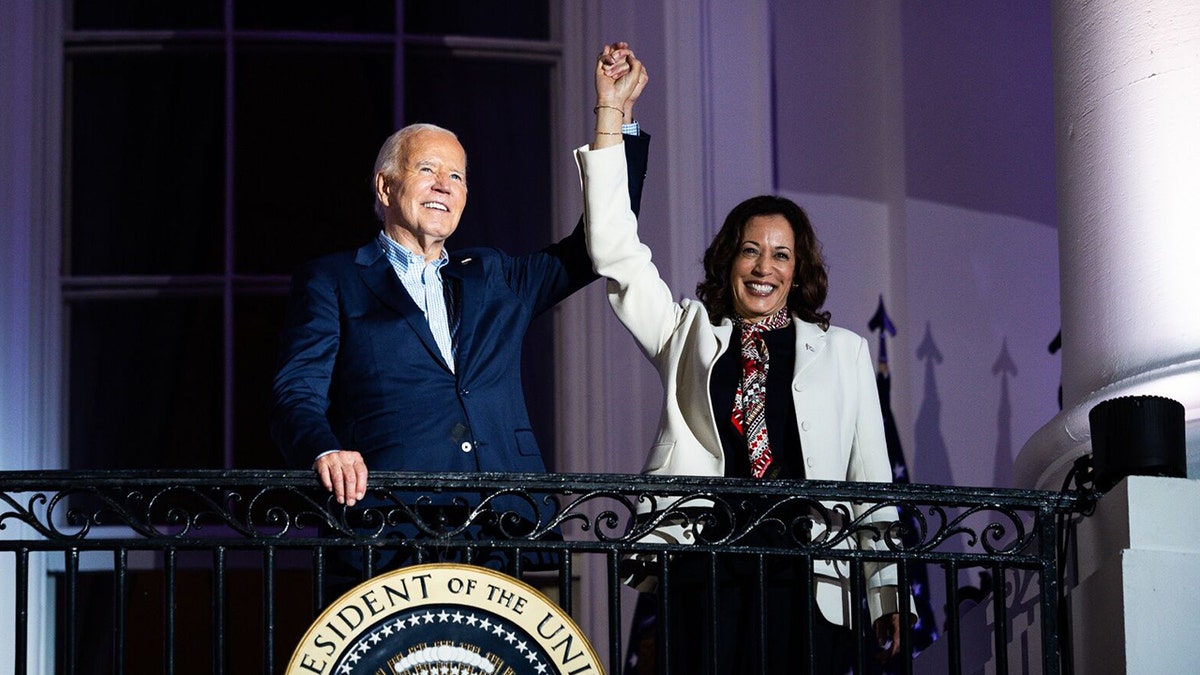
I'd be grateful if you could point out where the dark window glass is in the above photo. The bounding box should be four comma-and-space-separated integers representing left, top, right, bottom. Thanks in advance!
405, 1, 549, 40
233, 44, 393, 275
233, 293, 289, 469
404, 50, 556, 466
234, 1, 393, 33
70, 0, 223, 31
68, 297, 223, 469
67, 49, 225, 276
403, 51, 551, 251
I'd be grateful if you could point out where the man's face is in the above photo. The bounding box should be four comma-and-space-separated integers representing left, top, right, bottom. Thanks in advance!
378, 129, 468, 251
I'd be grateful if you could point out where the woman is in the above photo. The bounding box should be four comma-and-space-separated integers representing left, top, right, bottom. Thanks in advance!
580, 51, 907, 672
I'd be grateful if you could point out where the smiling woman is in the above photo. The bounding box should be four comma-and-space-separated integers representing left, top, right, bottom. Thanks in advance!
579, 61, 911, 665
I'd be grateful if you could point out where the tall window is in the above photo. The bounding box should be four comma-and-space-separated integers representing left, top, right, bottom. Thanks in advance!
63, 1, 556, 473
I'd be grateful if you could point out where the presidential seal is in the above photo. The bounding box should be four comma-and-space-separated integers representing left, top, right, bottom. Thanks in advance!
286, 563, 603, 675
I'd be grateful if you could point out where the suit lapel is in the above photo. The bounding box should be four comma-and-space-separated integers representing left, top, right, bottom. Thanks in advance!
442, 253, 484, 368
355, 242, 452, 372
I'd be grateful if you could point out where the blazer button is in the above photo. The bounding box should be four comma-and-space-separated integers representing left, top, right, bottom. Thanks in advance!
460, 441, 473, 453
459, 388, 470, 396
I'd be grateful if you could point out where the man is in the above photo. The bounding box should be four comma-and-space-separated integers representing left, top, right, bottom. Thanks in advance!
270, 45, 649, 512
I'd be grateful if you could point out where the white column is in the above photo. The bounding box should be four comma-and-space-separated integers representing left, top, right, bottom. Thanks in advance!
1017, 0, 1200, 490
1, 2, 62, 673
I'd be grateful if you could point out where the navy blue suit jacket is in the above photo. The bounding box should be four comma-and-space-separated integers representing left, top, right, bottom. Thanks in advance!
270, 134, 649, 475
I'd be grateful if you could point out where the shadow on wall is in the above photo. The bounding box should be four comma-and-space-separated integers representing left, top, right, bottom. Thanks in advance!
914, 321, 955, 488
912, 327, 1023, 490
992, 338, 1017, 489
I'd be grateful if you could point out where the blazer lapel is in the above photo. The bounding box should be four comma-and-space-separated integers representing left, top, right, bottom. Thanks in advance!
792, 318, 828, 377
683, 318, 735, 461
355, 243, 451, 372
713, 320, 734, 357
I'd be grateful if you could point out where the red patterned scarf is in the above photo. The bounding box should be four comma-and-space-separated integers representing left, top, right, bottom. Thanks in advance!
730, 308, 792, 478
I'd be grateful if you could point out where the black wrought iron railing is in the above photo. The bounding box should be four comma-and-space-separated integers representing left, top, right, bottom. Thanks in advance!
0, 471, 1089, 674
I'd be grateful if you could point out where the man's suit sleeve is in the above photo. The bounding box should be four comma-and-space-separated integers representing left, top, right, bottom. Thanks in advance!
517, 132, 651, 315
623, 132, 650, 216
269, 260, 345, 467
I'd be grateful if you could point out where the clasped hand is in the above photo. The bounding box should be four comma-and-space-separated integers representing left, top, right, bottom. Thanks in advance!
595, 41, 648, 121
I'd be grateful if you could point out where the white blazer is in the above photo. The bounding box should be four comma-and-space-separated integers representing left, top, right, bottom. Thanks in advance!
576, 142, 906, 627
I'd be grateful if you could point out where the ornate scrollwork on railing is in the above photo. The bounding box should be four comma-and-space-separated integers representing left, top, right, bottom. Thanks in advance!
0, 483, 341, 542
550, 488, 642, 542
603, 490, 1039, 560
243, 485, 343, 537
0, 491, 56, 539
0, 472, 1075, 566
893, 502, 1034, 555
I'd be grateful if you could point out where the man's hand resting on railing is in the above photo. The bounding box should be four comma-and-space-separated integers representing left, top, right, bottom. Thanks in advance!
314, 450, 368, 507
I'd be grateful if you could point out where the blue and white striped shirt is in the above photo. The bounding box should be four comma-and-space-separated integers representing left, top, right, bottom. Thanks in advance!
377, 232, 456, 372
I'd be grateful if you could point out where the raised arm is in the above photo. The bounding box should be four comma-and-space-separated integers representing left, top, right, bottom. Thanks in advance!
577, 47, 683, 360
497, 42, 650, 317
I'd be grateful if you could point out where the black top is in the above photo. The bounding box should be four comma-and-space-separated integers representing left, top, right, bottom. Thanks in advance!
710, 322, 805, 479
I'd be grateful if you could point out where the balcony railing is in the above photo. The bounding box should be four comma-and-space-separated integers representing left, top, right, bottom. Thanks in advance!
0, 470, 1090, 674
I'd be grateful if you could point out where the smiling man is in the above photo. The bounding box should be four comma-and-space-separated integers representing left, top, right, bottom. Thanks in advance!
270, 122, 648, 504
270, 74, 648, 513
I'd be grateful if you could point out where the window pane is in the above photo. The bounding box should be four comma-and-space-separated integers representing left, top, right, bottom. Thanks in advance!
405, 1, 549, 40
67, 49, 225, 276
68, 298, 223, 470
233, 45, 393, 275
404, 51, 556, 465
233, 293, 288, 469
403, 52, 551, 250
234, 2, 393, 33
70, 0, 223, 31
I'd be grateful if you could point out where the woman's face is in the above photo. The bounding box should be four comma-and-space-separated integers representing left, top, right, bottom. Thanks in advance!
729, 214, 796, 322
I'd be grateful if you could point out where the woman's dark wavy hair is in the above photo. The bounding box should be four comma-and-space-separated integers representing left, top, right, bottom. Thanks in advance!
696, 195, 831, 329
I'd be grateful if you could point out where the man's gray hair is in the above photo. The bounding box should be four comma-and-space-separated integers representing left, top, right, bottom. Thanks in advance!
372, 123, 460, 221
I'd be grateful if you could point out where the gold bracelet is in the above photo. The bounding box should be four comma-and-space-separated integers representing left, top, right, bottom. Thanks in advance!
593, 105, 625, 118
595, 131, 622, 136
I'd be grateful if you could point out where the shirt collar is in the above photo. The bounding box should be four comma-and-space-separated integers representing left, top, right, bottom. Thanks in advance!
377, 230, 448, 271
